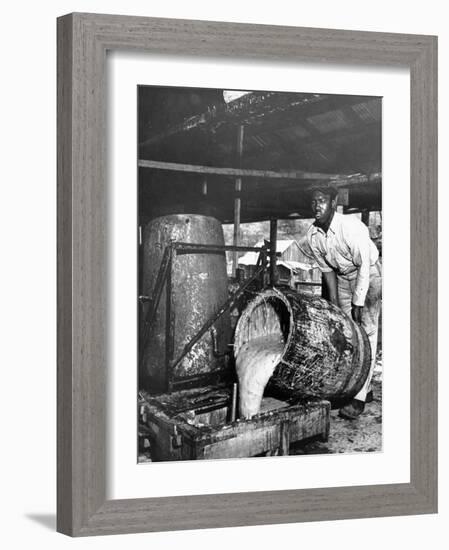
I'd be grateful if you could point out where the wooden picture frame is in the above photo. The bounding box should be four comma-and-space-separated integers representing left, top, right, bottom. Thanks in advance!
57, 12, 437, 536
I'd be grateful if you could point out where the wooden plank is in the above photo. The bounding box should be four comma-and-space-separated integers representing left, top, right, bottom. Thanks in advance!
279, 421, 291, 455
200, 424, 281, 459
138, 158, 381, 184
197, 403, 329, 459
289, 403, 330, 442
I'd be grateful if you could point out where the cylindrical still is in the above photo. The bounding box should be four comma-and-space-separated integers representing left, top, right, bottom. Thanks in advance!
234, 288, 370, 416
140, 214, 231, 393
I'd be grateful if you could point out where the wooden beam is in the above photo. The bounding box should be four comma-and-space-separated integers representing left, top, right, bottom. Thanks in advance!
232, 125, 244, 277
138, 159, 381, 185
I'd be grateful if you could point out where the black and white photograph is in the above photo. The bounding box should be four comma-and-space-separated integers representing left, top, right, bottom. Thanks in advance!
1, 0, 442, 544
137, 86, 383, 462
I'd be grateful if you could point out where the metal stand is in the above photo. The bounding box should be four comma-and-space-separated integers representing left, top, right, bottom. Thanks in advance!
139, 241, 269, 392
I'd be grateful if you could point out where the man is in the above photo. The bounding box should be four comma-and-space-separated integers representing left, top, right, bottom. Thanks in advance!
306, 186, 382, 419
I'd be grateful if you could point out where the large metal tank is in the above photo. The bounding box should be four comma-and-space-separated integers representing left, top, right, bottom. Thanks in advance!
234, 288, 371, 401
140, 214, 231, 393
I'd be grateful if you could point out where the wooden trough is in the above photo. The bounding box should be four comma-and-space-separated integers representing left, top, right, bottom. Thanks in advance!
139, 385, 330, 461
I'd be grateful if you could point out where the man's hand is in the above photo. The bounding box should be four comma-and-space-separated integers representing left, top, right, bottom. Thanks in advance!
351, 304, 363, 325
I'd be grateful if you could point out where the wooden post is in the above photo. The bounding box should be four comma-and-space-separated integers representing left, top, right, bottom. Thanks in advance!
269, 218, 278, 286
361, 209, 370, 226
338, 187, 349, 207
232, 125, 244, 278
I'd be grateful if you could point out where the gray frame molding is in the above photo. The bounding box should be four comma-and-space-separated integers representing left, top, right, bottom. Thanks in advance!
57, 12, 438, 537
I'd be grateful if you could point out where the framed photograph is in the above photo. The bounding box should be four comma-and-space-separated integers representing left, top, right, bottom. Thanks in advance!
136, 85, 382, 463
57, 13, 437, 536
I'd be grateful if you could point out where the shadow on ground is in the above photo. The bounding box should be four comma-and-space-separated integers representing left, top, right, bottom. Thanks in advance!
25, 514, 56, 531
292, 358, 383, 455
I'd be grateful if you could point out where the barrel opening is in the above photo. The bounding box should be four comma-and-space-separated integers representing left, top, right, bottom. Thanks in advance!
233, 289, 294, 417
234, 289, 293, 366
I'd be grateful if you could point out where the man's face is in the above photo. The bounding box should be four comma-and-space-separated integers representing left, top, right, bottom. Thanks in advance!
311, 191, 336, 226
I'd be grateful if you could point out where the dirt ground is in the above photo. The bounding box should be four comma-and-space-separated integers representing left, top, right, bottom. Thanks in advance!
292, 351, 383, 455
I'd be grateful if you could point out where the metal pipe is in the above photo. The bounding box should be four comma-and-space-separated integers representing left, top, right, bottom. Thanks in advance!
173, 242, 267, 253
210, 326, 230, 358
231, 383, 238, 422
269, 218, 278, 287
165, 247, 175, 392
170, 264, 265, 371
139, 245, 172, 369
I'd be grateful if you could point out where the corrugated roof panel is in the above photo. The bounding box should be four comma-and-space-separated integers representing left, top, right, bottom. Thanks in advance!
307, 109, 350, 133
351, 99, 381, 123
277, 125, 310, 139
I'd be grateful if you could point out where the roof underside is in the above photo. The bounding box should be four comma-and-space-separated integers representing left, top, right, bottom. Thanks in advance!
138, 87, 382, 224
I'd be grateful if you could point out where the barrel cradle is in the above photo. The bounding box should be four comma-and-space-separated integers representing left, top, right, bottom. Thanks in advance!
234, 288, 371, 401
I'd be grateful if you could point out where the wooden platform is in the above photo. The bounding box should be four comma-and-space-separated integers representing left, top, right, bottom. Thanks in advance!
139, 385, 330, 461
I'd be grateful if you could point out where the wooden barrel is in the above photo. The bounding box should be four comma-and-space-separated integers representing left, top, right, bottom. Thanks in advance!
234, 288, 371, 401
140, 214, 231, 393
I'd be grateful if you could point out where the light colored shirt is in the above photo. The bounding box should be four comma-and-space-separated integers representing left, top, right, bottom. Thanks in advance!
306, 212, 379, 306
